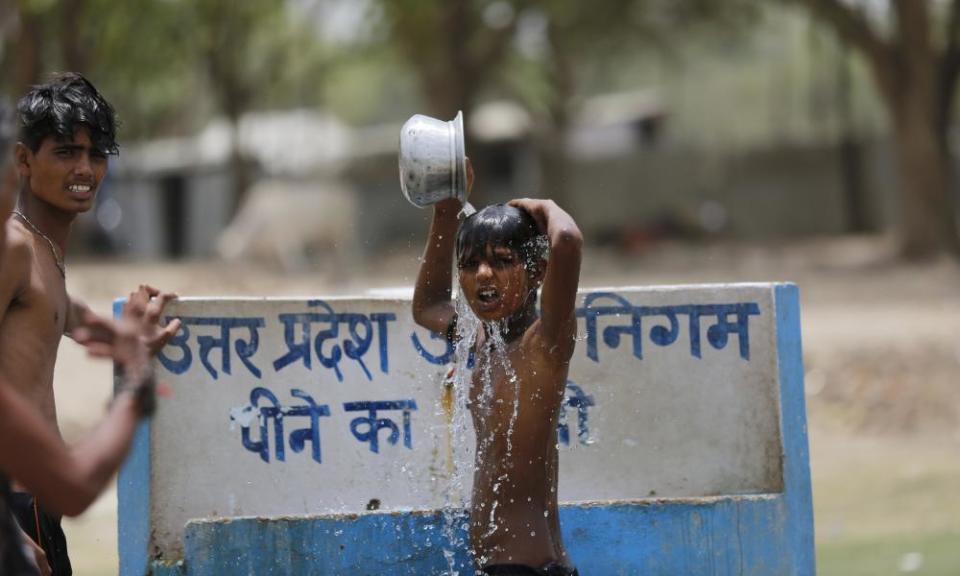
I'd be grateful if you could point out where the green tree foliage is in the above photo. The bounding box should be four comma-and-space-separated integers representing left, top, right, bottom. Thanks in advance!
1, 0, 336, 213
0, 0, 332, 141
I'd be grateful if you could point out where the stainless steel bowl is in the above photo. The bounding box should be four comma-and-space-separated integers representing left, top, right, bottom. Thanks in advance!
398, 111, 467, 208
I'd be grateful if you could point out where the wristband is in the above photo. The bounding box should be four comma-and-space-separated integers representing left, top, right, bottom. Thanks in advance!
116, 363, 157, 417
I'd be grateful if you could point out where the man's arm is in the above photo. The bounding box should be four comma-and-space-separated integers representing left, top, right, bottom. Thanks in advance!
508, 199, 582, 357
0, 311, 154, 517
64, 295, 93, 337
0, 377, 144, 516
412, 160, 474, 335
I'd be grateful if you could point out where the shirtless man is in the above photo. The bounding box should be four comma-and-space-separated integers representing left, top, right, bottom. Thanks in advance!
412, 165, 583, 576
0, 74, 180, 575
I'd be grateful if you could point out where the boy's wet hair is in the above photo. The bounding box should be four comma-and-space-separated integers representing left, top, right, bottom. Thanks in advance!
17, 72, 118, 155
456, 203, 548, 274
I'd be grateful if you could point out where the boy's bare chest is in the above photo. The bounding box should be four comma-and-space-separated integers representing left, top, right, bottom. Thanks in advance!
467, 343, 559, 416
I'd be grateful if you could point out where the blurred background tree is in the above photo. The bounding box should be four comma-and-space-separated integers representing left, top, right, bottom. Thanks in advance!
0, 0, 955, 260
499, 0, 760, 210
369, 0, 760, 206
786, 0, 960, 258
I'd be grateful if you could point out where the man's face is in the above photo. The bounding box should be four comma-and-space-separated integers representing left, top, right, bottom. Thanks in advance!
458, 244, 532, 322
17, 127, 107, 214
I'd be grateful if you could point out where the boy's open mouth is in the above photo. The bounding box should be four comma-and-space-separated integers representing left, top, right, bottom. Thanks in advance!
477, 286, 499, 304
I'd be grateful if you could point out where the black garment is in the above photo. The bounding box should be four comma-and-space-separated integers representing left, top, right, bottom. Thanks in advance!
482, 563, 579, 576
9, 492, 71, 576
0, 476, 37, 576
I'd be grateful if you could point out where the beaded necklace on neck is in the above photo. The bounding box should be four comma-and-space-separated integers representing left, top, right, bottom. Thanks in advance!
12, 210, 66, 278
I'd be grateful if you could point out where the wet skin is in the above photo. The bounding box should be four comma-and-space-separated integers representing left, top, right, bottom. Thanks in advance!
464, 279, 570, 568
458, 245, 533, 325
413, 193, 583, 570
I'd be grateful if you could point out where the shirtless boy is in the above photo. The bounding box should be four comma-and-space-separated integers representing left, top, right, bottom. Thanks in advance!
0, 74, 180, 575
412, 167, 583, 576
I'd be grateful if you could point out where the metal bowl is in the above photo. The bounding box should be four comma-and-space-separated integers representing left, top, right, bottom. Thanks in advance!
398, 111, 466, 208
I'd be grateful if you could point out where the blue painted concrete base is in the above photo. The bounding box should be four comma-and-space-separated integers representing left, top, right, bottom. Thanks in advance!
154, 496, 811, 575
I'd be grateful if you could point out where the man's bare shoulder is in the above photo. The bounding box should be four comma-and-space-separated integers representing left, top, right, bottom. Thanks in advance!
0, 220, 34, 288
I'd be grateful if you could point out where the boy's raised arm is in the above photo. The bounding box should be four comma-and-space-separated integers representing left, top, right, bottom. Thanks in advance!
412, 159, 474, 335
412, 197, 460, 335
509, 198, 582, 355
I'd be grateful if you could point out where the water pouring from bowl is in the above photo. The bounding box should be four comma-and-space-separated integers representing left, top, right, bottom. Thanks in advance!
399, 111, 476, 218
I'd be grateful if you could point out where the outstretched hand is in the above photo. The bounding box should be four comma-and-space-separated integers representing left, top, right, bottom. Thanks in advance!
124, 284, 182, 355
71, 311, 149, 370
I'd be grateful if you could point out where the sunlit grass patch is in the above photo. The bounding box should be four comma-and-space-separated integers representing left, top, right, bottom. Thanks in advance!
818, 531, 960, 576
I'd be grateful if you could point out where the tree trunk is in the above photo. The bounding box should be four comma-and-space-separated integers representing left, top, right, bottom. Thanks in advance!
228, 120, 249, 216
890, 94, 959, 258
538, 22, 576, 210
14, 2, 43, 97
792, 0, 960, 257
60, 0, 88, 73
537, 123, 569, 207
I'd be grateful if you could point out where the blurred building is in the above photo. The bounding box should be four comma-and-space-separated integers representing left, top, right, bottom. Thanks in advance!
89, 88, 900, 263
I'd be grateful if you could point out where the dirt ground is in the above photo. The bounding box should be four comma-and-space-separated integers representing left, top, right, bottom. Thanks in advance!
51, 236, 960, 575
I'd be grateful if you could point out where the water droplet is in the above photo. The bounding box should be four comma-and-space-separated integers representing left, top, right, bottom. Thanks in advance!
530, 531, 536, 537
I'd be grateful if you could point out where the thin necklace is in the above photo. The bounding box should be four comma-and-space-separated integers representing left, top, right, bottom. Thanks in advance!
12, 210, 66, 278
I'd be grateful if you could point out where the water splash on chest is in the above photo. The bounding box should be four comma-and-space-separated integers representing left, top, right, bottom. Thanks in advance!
439, 295, 522, 573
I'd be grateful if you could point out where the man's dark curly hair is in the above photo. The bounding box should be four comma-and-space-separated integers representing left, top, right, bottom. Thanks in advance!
17, 72, 118, 155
